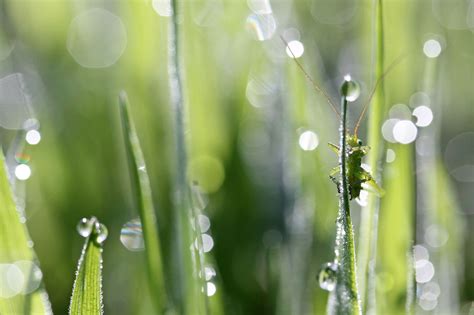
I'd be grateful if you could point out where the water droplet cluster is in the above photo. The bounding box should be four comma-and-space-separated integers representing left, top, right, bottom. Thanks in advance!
318, 261, 338, 291
76, 217, 108, 245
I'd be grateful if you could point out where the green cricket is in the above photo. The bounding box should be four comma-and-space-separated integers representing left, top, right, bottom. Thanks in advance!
281, 37, 402, 200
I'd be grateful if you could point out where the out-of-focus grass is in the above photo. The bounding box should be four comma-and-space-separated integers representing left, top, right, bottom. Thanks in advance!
0, 149, 51, 314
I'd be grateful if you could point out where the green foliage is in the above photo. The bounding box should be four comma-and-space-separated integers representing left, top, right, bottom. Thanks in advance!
0, 150, 51, 314
69, 217, 106, 315
327, 96, 361, 315
119, 92, 168, 313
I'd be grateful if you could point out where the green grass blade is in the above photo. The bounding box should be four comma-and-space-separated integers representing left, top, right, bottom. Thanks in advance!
69, 218, 106, 315
168, 0, 204, 313
328, 95, 361, 315
118, 92, 167, 313
0, 149, 52, 314
357, 0, 386, 311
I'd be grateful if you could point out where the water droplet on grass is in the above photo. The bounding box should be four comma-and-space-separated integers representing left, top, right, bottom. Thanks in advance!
120, 218, 145, 251
197, 214, 211, 233
206, 282, 217, 296
201, 234, 214, 253
14, 260, 43, 294
94, 223, 108, 245
340, 75, 360, 102
318, 262, 338, 291
77, 218, 93, 237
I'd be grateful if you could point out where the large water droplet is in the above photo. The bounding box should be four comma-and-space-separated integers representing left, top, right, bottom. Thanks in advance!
94, 223, 108, 245
318, 262, 338, 291
120, 218, 145, 251
77, 218, 93, 237
340, 75, 360, 102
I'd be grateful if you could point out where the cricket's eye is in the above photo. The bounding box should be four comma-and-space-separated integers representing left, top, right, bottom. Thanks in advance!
357, 140, 363, 145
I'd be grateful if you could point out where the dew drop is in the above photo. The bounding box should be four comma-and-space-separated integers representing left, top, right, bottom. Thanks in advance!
76, 218, 93, 237
340, 75, 360, 102
120, 218, 145, 251
94, 223, 108, 245
318, 262, 338, 291
206, 282, 217, 296
202, 234, 214, 253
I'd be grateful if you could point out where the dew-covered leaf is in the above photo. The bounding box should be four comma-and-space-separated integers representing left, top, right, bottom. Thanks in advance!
69, 217, 107, 315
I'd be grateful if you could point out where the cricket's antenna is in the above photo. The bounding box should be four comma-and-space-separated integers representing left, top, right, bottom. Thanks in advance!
280, 35, 340, 119
353, 54, 407, 136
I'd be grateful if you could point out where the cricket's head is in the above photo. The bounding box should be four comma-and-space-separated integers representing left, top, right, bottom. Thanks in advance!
347, 134, 363, 147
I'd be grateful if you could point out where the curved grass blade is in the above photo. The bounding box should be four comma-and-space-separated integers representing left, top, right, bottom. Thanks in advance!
118, 92, 167, 313
327, 93, 361, 315
0, 149, 52, 314
69, 217, 107, 315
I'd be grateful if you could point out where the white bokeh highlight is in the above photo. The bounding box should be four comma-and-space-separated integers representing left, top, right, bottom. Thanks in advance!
423, 39, 442, 58
298, 130, 319, 151
393, 120, 418, 144
285, 40, 304, 59
67, 8, 127, 68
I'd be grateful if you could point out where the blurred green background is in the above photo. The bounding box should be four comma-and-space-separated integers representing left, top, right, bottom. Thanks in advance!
0, 0, 473, 314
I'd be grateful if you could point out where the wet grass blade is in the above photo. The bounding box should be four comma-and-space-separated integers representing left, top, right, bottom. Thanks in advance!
69, 217, 106, 315
328, 95, 361, 315
0, 149, 52, 314
119, 92, 167, 313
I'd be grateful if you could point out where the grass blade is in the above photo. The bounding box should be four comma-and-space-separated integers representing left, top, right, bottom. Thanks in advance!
167, 0, 205, 313
69, 217, 107, 315
357, 0, 386, 311
118, 92, 167, 313
328, 93, 361, 315
0, 149, 51, 314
